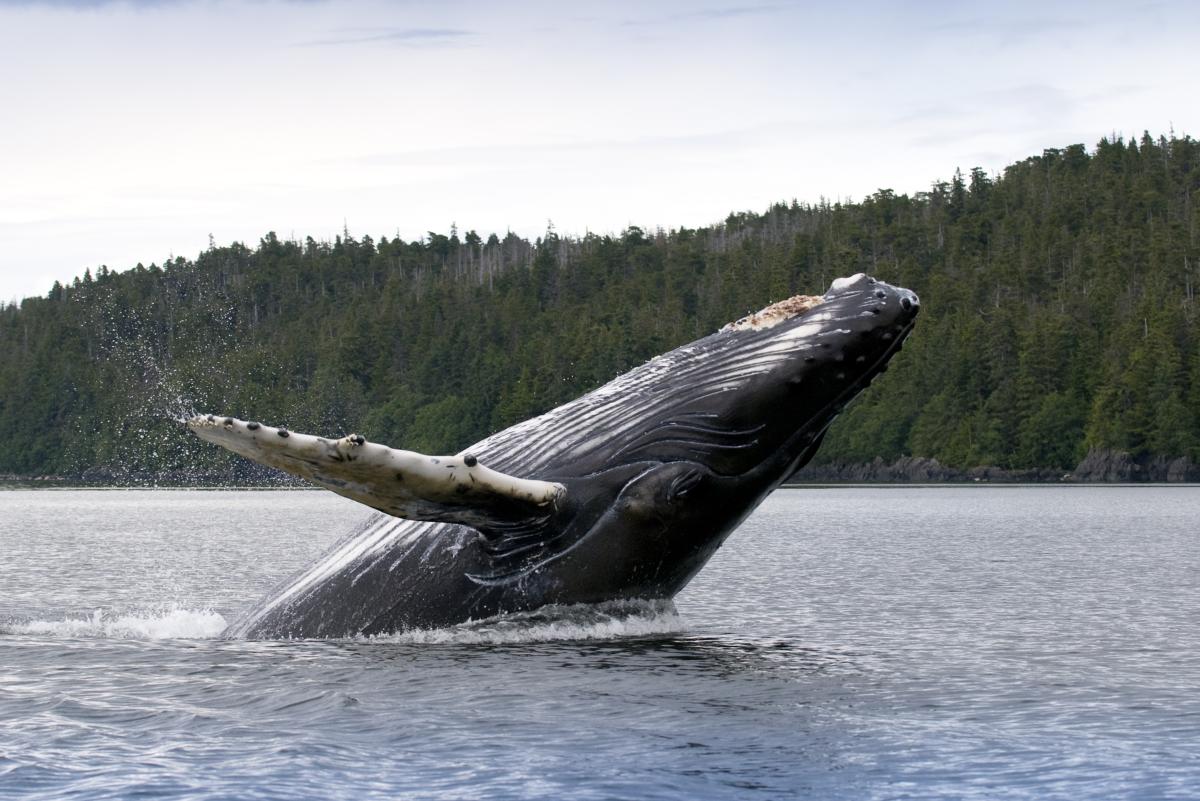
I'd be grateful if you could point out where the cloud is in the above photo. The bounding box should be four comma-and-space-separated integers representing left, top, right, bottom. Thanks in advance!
341, 126, 767, 169
922, 14, 1092, 46
297, 27, 474, 47
0, 0, 187, 6
0, 0, 322, 7
620, 3, 791, 27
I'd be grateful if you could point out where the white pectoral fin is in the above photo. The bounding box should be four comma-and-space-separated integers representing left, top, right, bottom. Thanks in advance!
186, 415, 565, 525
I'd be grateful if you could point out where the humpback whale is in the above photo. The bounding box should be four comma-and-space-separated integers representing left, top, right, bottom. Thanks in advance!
189, 272, 919, 638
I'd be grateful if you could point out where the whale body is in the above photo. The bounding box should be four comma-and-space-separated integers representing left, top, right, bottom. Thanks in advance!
189, 272, 920, 638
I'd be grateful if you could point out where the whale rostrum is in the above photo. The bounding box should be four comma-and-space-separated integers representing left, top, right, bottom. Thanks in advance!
188, 272, 920, 638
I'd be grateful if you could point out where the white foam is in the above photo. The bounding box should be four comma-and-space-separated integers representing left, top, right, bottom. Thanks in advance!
9, 607, 227, 640
374, 600, 686, 645
6, 602, 685, 645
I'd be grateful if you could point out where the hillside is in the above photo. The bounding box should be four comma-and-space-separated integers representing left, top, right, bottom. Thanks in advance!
1, 132, 1197, 481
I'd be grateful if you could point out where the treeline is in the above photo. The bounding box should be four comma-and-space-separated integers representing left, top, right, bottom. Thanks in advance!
1, 132, 1197, 480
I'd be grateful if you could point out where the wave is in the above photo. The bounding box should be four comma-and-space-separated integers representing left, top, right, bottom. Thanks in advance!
376, 599, 686, 645
3, 599, 685, 645
4, 607, 228, 640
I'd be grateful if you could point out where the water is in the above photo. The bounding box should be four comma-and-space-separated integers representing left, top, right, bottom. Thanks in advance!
1, 487, 1198, 800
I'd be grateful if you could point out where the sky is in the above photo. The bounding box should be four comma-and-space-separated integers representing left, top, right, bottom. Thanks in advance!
0, 0, 1196, 303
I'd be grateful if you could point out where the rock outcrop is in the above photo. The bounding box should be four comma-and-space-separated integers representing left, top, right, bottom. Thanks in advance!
793, 456, 966, 483
1070, 449, 1200, 482
792, 450, 1200, 483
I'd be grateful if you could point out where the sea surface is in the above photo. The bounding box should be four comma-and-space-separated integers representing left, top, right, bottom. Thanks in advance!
1, 486, 1197, 800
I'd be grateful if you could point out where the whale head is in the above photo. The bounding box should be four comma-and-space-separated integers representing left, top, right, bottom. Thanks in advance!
464, 272, 920, 590
481, 272, 920, 484
695, 271, 921, 479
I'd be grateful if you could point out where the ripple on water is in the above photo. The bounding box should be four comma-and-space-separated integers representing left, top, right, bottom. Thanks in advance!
2, 487, 1200, 800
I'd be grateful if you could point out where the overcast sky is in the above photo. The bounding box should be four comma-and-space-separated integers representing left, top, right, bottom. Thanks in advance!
0, 0, 1196, 302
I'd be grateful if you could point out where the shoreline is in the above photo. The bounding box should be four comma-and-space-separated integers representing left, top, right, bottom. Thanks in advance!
6, 479, 1200, 491
793, 450, 1200, 484
4, 449, 1198, 488
6, 483, 1200, 491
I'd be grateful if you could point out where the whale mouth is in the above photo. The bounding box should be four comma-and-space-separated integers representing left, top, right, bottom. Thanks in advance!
721, 294, 825, 332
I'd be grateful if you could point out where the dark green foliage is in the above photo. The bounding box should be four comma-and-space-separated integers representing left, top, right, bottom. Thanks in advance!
1, 132, 1198, 479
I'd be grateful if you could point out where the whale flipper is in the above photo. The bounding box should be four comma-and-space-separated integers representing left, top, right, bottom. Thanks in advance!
186, 415, 565, 530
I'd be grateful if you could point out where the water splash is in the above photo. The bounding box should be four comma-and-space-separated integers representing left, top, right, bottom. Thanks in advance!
376, 599, 686, 645
6, 606, 228, 640
4, 600, 685, 645
64, 279, 293, 484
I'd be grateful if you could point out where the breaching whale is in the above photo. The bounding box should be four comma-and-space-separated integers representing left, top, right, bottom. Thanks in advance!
189, 272, 919, 638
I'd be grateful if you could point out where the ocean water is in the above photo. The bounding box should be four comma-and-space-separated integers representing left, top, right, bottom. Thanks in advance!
1, 486, 1197, 800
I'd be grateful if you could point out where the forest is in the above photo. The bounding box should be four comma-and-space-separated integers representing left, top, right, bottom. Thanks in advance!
1, 132, 1197, 482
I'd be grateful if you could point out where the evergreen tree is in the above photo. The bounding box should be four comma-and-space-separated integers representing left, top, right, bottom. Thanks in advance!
1, 132, 1199, 480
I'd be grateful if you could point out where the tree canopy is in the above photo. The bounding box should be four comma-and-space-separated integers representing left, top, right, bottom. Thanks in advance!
1, 132, 1197, 480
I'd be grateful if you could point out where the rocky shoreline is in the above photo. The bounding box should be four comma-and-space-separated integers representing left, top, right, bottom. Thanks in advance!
792, 449, 1200, 483
0, 464, 304, 487
4, 449, 1199, 487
